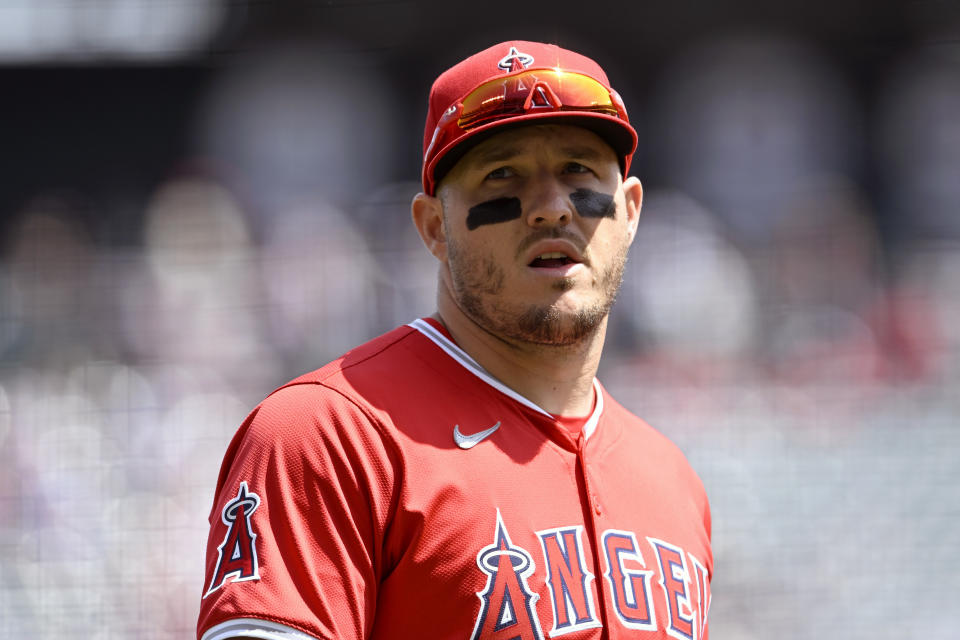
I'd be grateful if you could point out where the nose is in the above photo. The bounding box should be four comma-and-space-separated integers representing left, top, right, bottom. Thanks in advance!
524, 174, 573, 228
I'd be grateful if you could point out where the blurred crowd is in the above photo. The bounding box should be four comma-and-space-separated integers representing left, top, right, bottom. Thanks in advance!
1, 32, 958, 639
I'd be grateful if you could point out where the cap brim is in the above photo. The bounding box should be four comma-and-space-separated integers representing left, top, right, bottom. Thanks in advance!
428, 111, 638, 193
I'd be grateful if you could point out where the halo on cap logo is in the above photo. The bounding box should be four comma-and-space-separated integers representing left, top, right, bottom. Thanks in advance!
498, 46, 534, 72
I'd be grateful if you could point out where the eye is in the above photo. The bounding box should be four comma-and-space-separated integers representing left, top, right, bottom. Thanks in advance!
563, 162, 592, 175
485, 166, 515, 180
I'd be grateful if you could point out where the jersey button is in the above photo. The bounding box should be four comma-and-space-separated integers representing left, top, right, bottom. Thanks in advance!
593, 496, 601, 516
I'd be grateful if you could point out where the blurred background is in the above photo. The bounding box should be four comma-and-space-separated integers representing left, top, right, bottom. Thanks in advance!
1, 1, 958, 638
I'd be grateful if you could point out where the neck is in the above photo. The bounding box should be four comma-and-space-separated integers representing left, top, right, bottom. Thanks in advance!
433, 287, 606, 417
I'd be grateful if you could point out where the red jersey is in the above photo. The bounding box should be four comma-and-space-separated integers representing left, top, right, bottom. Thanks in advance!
198, 319, 712, 640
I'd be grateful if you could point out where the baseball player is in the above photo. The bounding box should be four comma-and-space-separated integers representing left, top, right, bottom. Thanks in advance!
198, 40, 712, 640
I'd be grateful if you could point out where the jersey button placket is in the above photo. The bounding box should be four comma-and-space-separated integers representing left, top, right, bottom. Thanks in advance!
578, 446, 603, 519
576, 444, 611, 632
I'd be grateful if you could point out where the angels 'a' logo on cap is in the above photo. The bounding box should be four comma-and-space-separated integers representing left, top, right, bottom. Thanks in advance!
498, 46, 534, 72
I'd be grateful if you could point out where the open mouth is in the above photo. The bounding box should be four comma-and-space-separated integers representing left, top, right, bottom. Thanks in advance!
529, 251, 577, 268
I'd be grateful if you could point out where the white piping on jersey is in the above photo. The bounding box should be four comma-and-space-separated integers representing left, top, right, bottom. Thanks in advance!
582, 378, 603, 442
201, 617, 318, 640
408, 318, 604, 442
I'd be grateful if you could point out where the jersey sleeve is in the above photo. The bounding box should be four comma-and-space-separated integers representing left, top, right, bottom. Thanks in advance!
196, 382, 400, 640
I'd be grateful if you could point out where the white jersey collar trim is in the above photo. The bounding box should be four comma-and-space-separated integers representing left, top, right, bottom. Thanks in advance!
408, 318, 604, 441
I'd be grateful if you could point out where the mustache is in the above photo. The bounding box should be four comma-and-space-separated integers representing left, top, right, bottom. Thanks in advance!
515, 227, 588, 264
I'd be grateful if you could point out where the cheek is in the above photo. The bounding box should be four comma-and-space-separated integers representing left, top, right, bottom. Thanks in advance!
570, 188, 615, 219
466, 197, 522, 230
591, 224, 633, 264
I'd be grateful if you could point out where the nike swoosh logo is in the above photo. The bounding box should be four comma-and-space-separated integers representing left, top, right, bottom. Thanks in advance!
453, 421, 502, 450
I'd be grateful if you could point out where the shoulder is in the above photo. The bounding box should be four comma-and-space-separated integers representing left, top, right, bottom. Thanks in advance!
597, 387, 670, 447
600, 387, 712, 533
274, 322, 450, 407
599, 386, 708, 488
280, 323, 423, 388
240, 322, 449, 452
258, 323, 427, 420
210, 331, 419, 514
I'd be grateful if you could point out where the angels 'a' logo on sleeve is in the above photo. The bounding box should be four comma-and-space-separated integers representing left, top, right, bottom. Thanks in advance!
204, 481, 262, 598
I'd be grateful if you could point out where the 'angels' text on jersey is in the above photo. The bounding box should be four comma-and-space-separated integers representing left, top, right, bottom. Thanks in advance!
470, 509, 711, 640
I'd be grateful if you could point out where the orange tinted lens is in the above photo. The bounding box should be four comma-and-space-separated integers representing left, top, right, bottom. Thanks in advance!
458, 70, 617, 129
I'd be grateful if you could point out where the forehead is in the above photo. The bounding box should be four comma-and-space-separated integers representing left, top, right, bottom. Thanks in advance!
458, 124, 618, 169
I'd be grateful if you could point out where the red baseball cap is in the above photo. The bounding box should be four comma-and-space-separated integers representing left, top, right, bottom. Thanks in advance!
421, 40, 638, 195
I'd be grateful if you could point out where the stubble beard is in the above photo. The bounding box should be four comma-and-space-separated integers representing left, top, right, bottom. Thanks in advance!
446, 233, 629, 347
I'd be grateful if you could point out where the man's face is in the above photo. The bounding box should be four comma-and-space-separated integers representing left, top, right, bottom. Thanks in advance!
433, 124, 642, 346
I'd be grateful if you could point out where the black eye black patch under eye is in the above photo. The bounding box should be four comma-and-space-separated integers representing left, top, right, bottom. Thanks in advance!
570, 188, 615, 219
466, 197, 522, 230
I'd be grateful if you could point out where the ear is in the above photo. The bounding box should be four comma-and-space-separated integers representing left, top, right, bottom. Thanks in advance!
411, 192, 448, 262
621, 176, 643, 244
